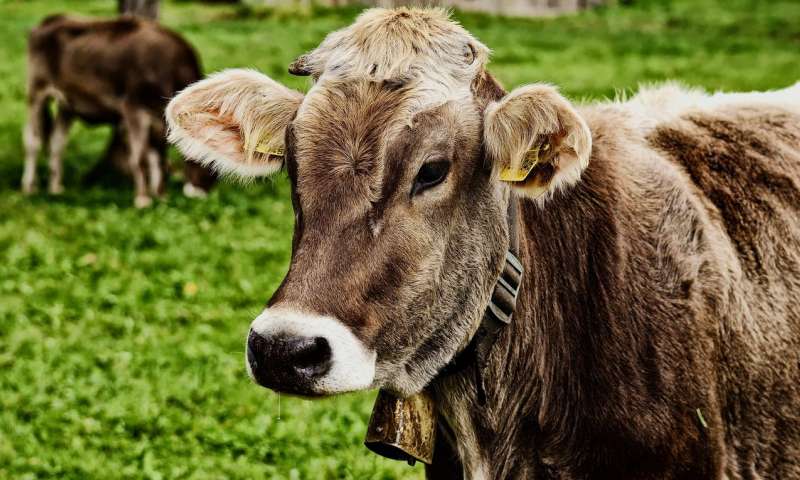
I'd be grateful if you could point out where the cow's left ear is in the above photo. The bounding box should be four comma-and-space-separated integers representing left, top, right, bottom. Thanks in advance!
166, 69, 304, 178
484, 84, 592, 199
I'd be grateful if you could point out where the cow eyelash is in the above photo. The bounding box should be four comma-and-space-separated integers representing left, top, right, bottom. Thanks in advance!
412, 160, 451, 196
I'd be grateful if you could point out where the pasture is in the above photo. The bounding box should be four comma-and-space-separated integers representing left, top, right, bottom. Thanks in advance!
1, 0, 798, 478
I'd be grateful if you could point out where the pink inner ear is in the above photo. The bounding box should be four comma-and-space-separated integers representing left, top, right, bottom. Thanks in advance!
181, 110, 246, 164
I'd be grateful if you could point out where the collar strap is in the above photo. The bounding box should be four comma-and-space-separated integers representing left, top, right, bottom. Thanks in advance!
487, 250, 524, 326
436, 196, 524, 405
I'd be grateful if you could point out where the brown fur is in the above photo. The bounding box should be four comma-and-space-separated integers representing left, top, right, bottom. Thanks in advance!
22, 15, 216, 206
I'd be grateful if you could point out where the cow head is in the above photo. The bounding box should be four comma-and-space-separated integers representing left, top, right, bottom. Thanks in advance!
166, 8, 591, 397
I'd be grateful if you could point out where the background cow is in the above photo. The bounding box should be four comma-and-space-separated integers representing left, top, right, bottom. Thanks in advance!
22, 14, 216, 208
166, 7, 800, 480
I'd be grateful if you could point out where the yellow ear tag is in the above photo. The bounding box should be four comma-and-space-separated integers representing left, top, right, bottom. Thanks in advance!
498, 143, 550, 182
253, 140, 285, 158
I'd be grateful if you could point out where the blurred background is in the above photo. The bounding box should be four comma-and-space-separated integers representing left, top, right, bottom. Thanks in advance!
1, 0, 798, 478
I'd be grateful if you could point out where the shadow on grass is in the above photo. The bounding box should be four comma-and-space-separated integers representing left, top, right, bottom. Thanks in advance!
6, 175, 202, 210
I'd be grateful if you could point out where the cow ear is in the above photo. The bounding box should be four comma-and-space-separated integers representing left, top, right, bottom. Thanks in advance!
484, 84, 592, 199
166, 69, 304, 178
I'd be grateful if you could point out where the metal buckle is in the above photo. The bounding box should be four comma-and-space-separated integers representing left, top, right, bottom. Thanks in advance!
486, 250, 523, 327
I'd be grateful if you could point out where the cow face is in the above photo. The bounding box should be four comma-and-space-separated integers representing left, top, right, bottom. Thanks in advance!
166, 8, 591, 397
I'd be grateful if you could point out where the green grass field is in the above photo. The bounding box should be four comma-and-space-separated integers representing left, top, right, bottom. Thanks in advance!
1, 0, 798, 478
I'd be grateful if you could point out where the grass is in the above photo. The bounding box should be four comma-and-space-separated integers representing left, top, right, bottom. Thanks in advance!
0, 0, 798, 478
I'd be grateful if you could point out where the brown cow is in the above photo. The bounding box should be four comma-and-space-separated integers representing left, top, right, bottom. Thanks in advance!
22, 14, 216, 208
166, 8, 800, 479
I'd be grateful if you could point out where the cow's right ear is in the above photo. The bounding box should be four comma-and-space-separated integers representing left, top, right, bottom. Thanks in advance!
166, 69, 304, 178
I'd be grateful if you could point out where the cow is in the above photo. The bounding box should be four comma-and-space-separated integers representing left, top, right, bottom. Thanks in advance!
22, 14, 217, 208
165, 8, 800, 479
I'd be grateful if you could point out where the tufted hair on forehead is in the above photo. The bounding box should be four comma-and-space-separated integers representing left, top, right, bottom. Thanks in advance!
291, 7, 490, 106
292, 79, 416, 214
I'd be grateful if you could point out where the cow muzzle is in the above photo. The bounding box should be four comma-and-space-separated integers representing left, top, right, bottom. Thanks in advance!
247, 331, 332, 393
246, 308, 377, 396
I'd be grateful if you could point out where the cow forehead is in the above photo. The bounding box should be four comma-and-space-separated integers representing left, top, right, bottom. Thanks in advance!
292, 81, 409, 203
291, 82, 427, 214
290, 80, 481, 222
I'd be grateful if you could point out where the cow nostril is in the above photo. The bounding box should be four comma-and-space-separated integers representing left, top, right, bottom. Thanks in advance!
292, 337, 331, 370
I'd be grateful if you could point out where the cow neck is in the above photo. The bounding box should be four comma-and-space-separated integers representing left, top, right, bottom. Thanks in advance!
435, 192, 523, 405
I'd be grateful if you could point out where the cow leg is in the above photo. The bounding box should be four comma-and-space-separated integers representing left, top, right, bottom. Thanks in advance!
21, 93, 49, 194
147, 118, 168, 198
123, 107, 152, 208
145, 147, 165, 198
47, 107, 74, 195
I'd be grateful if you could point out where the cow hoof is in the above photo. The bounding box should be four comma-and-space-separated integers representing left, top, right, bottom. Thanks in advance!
22, 178, 38, 195
183, 182, 208, 199
134, 195, 153, 209
48, 184, 64, 195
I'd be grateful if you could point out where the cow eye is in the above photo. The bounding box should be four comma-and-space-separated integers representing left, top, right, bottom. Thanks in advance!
412, 161, 450, 196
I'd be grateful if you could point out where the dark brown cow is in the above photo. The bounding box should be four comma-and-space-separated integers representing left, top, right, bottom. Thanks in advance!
22, 14, 216, 207
166, 8, 800, 479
